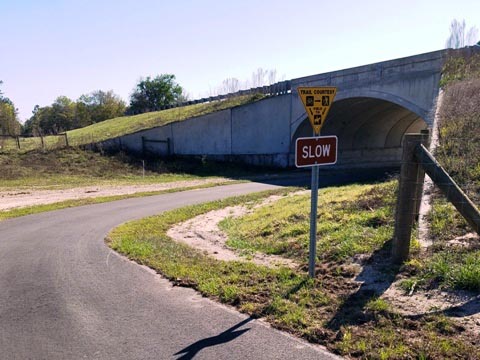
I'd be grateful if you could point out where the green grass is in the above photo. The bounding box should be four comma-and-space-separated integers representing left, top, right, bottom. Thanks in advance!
0, 147, 274, 190
107, 181, 478, 359
428, 199, 470, 242
220, 181, 397, 262
406, 249, 480, 292
0, 94, 264, 152
0, 147, 201, 190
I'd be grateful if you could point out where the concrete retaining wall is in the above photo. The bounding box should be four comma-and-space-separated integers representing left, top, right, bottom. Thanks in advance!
94, 95, 292, 167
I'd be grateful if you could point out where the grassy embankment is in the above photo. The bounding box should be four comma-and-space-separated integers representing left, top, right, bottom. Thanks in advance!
107, 52, 480, 359
0, 94, 263, 152
400, 52, 480, 294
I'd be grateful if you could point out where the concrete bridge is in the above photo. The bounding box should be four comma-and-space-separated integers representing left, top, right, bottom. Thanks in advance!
99, 48, 473, 168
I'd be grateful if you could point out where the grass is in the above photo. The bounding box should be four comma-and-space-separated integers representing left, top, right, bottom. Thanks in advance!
0, 147, 275, 191
0, 147, 202, 190
403, 211, 480, 292
220, 181, 397, 262
439, 53, 480, 88
0, 94, 264, 152
435, 52, 480, 201
405, 52, 480, 293
107, 181, 479, 359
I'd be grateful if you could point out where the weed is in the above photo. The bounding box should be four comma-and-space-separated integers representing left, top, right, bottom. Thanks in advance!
365, 298, 391, 313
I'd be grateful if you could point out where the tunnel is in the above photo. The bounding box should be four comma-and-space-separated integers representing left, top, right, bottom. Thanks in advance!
291, 97, 428, 168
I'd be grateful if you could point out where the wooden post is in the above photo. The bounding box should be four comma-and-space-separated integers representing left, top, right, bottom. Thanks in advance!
413, 129, 430, 219
64, 133, 69, 147
40, 135, 44, 149
392, 134, 428, 264
16, 136, 20, 149
414, 144, 480, 234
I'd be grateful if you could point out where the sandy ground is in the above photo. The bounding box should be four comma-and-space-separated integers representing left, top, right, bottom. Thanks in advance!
0, 178, 232, 211
167, 192, 305, 268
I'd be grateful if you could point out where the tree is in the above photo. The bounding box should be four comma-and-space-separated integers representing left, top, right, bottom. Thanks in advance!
445, 19, 479, 49
76, 90, 126, 127
25, 97, 75, 135
23, 90, 127, 135
218, 78, 240, 94
208, 68, 285, 96
128, 74, 184, 114
0, 81, 22, 136
0, 101, 21, 136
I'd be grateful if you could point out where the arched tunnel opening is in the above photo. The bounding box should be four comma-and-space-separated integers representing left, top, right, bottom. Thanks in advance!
291, 97, 428, 168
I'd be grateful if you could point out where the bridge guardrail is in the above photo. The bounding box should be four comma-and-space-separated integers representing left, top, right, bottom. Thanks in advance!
158, 80, 292, 111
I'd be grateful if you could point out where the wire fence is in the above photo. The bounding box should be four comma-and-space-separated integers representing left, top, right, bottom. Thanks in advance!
0, 134, 68, 152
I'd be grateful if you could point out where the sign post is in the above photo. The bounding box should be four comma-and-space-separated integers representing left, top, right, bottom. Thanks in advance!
297, 87, 337, 278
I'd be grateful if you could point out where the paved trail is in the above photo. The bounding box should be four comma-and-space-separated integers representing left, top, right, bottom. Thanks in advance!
0, 182, 338, 360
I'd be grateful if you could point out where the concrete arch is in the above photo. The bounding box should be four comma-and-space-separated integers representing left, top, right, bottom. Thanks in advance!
291, 95, 428, 167
291, 89, 431, 140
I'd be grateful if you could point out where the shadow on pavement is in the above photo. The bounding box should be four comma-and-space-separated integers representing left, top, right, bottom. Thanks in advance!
252, 167, 399, 188
174, 317, 253, 360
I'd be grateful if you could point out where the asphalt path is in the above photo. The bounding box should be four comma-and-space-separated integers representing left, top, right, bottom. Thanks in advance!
0, 181, 340, 360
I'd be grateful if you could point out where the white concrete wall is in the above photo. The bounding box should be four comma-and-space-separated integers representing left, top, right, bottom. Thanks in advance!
232, 94, 290, 154
172, 109, 231, 155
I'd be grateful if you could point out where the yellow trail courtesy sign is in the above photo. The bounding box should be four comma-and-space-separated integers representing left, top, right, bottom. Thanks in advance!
298, 87, 337, 135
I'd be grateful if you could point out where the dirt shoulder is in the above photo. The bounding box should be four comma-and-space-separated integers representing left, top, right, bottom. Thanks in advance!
0, 178, 233, 211
167, 192, 307, 268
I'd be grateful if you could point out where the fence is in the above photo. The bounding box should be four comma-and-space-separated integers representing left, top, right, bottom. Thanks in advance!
392, 133, 480, 263
141, 136, 171, 157
155, 80, 292, 111
0, 133, 69, 152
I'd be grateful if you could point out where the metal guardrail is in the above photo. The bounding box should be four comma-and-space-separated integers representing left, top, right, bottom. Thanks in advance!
157, 80, 292, 111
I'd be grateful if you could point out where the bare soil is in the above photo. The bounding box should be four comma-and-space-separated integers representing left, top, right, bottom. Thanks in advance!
167, 192, 306, 269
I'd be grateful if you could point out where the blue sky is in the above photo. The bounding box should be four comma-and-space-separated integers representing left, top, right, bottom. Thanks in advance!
1, 0, 480, 121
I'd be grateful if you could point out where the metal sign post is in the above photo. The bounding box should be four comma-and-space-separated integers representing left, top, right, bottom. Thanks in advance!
296, 87, 337, 278
309, 162, 320, 278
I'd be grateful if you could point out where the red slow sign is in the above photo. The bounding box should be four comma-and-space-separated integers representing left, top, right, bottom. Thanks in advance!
295, 136, 338, 167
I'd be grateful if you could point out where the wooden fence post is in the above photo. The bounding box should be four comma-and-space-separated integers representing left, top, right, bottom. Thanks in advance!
392, 133, 429, 264
64, 133, 69, 147
16, 136, 20, 149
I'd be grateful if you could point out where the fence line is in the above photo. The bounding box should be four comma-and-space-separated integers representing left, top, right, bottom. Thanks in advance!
0, 133, 68, 151
392, 133, 480, 263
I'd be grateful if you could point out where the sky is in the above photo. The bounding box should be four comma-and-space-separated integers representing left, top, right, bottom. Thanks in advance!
1, 0, 480, 122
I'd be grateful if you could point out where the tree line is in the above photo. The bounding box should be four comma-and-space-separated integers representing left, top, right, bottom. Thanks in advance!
0, 74, 185, 137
